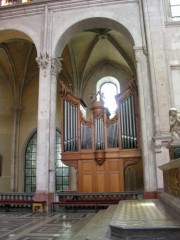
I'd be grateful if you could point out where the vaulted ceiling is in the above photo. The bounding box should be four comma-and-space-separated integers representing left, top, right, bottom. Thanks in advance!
0, 28, 135, 104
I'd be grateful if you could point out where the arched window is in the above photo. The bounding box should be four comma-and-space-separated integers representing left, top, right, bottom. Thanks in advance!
96, 76, 120, 118
24, 130, 69, 192
24, 132, 37, 193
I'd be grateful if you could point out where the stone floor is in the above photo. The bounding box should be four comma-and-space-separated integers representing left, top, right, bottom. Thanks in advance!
0, 199, 179, 240
110, 199, 180, 239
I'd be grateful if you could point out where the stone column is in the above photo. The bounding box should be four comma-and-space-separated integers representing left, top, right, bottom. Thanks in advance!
134, 47, 157, 198
11, 105, 23, 192
35, 53, 52, 204
49, 58, 62, 193
69, 166, 77, 191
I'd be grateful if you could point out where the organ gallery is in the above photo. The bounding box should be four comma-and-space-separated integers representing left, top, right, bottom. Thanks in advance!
59, 77, 143, 192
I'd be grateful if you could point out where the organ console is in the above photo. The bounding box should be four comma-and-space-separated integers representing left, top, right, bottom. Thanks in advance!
59, 76, 142, 192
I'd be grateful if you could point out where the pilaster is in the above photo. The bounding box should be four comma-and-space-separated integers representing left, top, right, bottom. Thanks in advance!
49, 58, 62, 193
35, 53, 52, 204
134, 46, 157, 196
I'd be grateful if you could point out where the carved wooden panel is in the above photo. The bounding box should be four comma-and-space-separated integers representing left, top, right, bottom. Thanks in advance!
96, 173, 106, 192
78, 159, 125, 192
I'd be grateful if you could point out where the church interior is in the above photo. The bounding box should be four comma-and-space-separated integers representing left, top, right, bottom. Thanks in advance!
0, 0, 180, 239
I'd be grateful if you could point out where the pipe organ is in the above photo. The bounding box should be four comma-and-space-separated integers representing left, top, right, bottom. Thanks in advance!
59, 77, 142, 192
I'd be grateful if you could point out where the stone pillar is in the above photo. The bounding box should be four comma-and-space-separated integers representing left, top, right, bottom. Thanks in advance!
35, 53, 53, 204
134, 47, 157, 198
11, 105, 23, 192
49, 58, 62, 193
69, 166, 77, 191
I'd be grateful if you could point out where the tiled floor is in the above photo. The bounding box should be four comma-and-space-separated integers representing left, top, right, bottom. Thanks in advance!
0, 200, 180, 240
110, 199, 180, 239
0, 211, 95, 240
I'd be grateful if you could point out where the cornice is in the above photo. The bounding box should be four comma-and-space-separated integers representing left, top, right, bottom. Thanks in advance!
0, 0, 139, 19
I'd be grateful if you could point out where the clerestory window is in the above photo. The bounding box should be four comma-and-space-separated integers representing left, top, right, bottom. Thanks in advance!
169, 0, 180, 21
96, 76, 120, 118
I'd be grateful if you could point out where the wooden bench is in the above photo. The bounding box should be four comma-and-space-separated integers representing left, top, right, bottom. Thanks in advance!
0, 200, 46, 213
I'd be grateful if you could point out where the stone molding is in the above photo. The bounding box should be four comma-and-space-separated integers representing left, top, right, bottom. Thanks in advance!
133, 46, 148, 63
153, 136, 172, 153
0, 0, 139, 19
36, 53, 62, 77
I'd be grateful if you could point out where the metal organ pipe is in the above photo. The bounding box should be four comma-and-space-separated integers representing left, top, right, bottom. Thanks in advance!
75, 106, 78, 151
122, 102, 127, 148
64, 100, 68, 151
120, 103, 124, 149
120, 95, 137, 149
131, 95, 137, 148
101, 118, 105, 149
125, 99, 130, 148
128, 97, 133, 148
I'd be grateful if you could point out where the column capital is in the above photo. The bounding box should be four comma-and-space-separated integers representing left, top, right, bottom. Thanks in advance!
36, 52, 51, 70
51, 57, 62, 76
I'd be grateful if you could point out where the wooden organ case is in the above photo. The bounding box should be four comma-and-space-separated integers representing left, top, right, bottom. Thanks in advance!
59, 78, 142, 193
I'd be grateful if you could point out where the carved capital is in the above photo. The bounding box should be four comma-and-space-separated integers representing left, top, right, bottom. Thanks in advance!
36, 52, 51, 70
51, 58, 62, 76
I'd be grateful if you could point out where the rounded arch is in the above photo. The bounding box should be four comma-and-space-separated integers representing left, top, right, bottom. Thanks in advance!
96, 76, 120, 93
54, 17, 135, 57
23, 128, 69, 193
0, 29, 39, 54
0, 29, 33, 43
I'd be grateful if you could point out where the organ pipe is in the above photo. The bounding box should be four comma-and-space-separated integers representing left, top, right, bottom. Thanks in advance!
61, 78, 138, 154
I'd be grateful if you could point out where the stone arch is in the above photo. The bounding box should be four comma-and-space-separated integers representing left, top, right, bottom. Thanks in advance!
54, 17, 135, 57
0, 29, 37, 47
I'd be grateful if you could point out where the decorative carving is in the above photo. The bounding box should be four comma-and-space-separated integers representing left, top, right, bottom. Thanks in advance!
90, 91, 105, 105
51, 58, 62, 76
59, 80, 70, 96
36, 52, 51, 70
95, 158, 105, 166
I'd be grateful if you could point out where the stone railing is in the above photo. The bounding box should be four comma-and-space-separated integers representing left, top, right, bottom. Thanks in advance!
0, 192, 34, 201
55, 191, 143, 202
